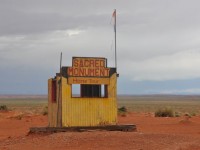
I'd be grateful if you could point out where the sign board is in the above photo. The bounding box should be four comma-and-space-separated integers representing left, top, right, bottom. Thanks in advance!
67, 57, 110, 77
68, 77, 110, 85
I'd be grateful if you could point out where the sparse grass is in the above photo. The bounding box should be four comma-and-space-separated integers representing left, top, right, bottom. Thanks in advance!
174, 111, 181, 117
42, 106, 48, 115
155, 108, 174, 117
117, 95, 200, 115
0, 105, 8, 111
0, 95, 200, 117
190, 112, 196, 116
12, 114, 23, 120
118, 106, 128, 117
0, 98, 47, 113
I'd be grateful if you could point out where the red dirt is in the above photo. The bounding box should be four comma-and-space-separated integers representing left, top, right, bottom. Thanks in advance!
0, 111, 200, 150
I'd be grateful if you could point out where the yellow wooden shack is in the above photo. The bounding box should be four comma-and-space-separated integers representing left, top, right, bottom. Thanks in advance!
48, 57, 117, 127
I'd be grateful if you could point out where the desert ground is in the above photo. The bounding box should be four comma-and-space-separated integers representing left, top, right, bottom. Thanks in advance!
0, 95, 200, 150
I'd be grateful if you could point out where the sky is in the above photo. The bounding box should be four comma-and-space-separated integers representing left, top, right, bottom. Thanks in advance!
1, 0, 200, 95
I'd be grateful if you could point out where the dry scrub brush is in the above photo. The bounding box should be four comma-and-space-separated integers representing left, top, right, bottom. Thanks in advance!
155, 108, 174, 117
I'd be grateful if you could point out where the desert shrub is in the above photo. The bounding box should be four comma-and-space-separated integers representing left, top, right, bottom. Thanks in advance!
184, 113, 192, 118
190, 112, 196, 116
42, 106, 48, 115
174, 111, 181, 117
118, 106, 127, 117
0, 105, 8, 111
118, 106, 127, 112
14, 114, 23, 120
155, 108, 174, 117
8, 112, 24, 120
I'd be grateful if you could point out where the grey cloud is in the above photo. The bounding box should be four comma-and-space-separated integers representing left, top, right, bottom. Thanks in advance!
0, 0, 120, 36
1, 0, 200, 94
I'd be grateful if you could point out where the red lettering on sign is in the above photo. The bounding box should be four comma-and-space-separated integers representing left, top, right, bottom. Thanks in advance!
90, 68, 94, 76
90, 60, 94, 67
73, 59, 78, 67
100, 60, 105, 67
84, 60, 89, 67
68, 58, 110, 77
79, 68, 84, 76
79, 60, 83, 67
74, 68, 79, 76
100, 68, 104, 76
68, 67, 73, 76
105, 68, 109, 76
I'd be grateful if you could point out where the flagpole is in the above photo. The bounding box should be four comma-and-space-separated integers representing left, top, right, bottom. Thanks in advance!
114, 9, 117, 72
60, 52, 62, 73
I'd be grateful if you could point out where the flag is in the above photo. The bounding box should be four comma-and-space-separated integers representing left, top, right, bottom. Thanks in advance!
112, 9, 116, 32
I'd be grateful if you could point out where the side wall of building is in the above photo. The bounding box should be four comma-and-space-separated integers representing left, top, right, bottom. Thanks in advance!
48, 78, 58, 127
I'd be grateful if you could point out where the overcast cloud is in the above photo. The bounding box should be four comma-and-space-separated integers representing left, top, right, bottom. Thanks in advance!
1, 0, 200, 95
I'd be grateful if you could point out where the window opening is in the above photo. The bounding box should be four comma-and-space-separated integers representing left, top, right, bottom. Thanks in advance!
72, 84, 81, 97
71, 84, 108, 98
101, 85, 108, 98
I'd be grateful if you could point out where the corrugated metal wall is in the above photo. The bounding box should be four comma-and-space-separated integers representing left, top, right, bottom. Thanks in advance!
61, 74, 117, 127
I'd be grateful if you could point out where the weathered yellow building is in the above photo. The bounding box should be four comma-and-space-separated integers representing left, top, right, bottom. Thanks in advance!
48, 57, 117, 127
